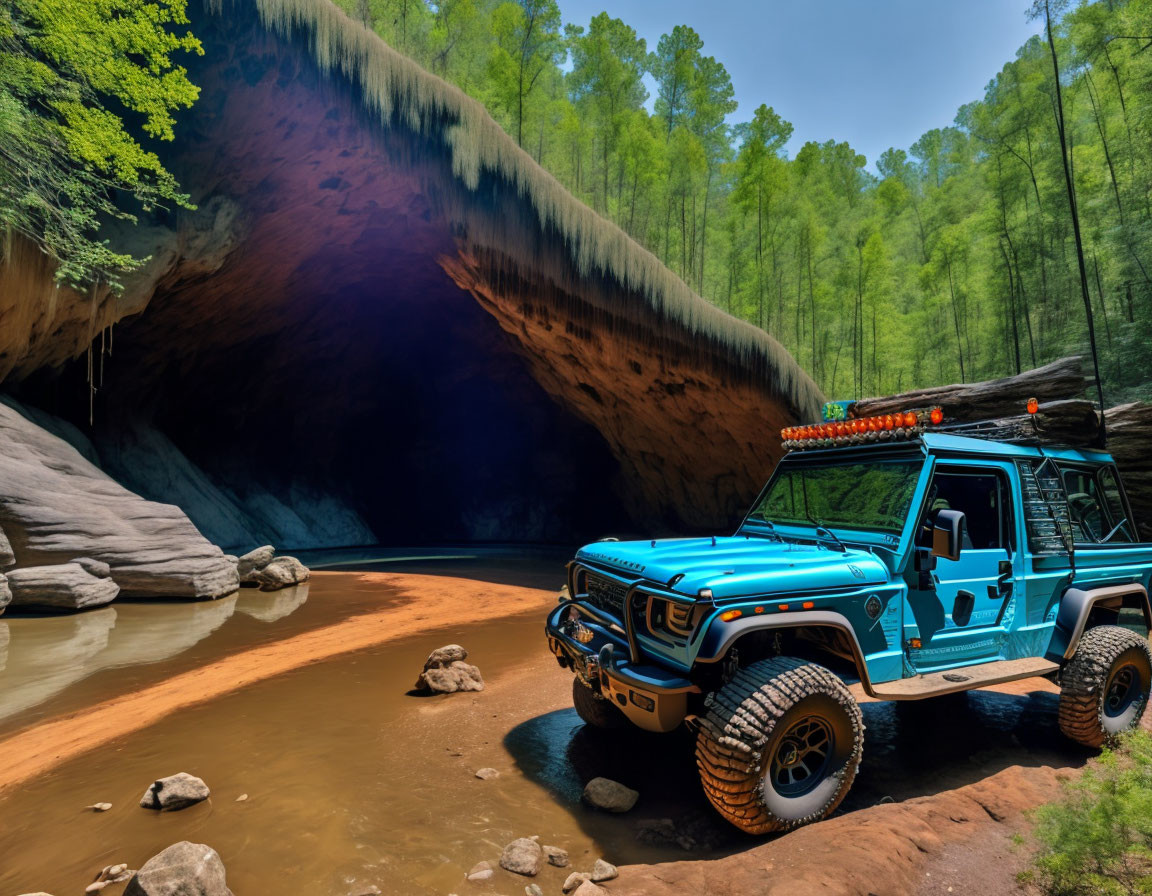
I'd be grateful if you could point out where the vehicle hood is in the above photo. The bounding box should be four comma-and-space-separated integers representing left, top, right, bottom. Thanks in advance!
575, 536, 890, 601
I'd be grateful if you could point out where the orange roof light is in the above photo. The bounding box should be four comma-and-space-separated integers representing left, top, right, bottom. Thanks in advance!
903, 411, 917, 428
884, 414, 895, 430
1026, 397, 1039, 415
929, 407, 944, 425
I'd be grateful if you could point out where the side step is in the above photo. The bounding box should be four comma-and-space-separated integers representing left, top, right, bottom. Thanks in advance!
870, 657, 1061, 700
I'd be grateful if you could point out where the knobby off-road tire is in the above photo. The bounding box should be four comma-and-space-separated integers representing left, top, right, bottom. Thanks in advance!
695, 657, 863, 834
1059, 625, 1152, 748
572, 677, 628, 729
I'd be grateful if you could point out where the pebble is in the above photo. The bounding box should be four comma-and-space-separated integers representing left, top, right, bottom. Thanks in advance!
85, 803, 112, 812
466, 861, 494, 882
591, 859, 618, 882
474, 768, 500, 780
562, 872, 591, 893
235, 794, 249, 802
525, 886, 544, 896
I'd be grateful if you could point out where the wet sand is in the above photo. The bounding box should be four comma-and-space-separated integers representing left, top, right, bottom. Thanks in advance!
0, 570, 558, 797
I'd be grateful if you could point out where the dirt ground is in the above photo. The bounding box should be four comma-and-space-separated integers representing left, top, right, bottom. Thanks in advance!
0, 566, 1124, 896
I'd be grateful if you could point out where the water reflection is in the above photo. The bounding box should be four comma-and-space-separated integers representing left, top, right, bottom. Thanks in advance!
0, 584, 310, 723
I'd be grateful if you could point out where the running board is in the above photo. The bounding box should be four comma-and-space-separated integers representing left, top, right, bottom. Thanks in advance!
870, 657, 1061, 700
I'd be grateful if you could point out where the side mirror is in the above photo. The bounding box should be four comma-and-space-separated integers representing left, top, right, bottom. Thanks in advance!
931, 509, 966, 562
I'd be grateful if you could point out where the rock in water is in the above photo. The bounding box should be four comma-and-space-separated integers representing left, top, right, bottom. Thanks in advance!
139, 773, 210, 811
543, 845, 569, 868
0, 401, 238, 600
414, 644, 484, 694
466, 861, 493, 881
6, 563, 119, 610
582, 777, 639, 813
591, 859, 618, 882
499, 838, 543, 876
235, 546, 310, 591
85, 802, 113, 812
0, 573, 10, 615
236, 545, 275, 579
123, 842, 233, 896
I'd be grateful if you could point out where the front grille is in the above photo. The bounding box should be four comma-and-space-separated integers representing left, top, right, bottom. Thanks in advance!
586, 572, 628, 618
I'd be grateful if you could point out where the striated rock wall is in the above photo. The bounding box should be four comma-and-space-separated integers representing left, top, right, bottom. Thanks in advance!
0, 399, 238, 601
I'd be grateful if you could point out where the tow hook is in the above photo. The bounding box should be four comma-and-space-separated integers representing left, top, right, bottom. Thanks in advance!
598, 643, 615, 688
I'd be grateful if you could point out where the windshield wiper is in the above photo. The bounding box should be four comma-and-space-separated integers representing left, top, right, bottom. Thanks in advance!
799, 471, 847, 552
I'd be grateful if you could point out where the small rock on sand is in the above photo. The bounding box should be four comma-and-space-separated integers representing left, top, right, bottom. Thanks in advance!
474, 767, 500, 780
525, 885, 544, 896
499, 838, 543, 876
235, 794, 248, 802
572, 882, 609, 896
543, 845, 569, 867
466, 861, 493, 881
414, 644, 484, 694
591, 858, 618, 882
86, 802, 112, 812
582, 777, 639, 813
139, 773, 210, 811
562, 872, 591, 893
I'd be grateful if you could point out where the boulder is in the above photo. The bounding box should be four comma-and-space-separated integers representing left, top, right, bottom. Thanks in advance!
499, 838, 543, 876
414, 644, 484, 694
139, 773, 210, 811
0, 401, 239, 600
6, 562, 119, 610
123, 842, 233, 896
582, 777, 639, 813
249, 556, 309, 592
0, 573, 10, 615
236, 545, 275, 579
543, 845, 569, 868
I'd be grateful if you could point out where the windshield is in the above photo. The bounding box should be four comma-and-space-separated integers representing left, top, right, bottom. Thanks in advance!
744, 458, 923, 537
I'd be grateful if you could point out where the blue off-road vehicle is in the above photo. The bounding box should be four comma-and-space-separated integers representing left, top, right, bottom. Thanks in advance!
546, 401, 1152, 834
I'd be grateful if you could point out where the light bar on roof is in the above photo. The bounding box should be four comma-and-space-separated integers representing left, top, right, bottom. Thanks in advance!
781, 407, 945, 450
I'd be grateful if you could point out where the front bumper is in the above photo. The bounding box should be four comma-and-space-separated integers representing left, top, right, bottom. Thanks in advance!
546, 601, 699, 732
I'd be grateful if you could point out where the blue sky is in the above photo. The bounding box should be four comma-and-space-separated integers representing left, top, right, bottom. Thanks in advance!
557, 0, 1041, 169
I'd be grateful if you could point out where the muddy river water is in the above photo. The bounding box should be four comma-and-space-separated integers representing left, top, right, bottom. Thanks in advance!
0, 555, 1101, 896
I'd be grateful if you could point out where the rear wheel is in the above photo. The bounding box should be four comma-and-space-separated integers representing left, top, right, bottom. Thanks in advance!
572, 677, 628, 729
1059, 625, 1152, 748
695, 657, 863, 834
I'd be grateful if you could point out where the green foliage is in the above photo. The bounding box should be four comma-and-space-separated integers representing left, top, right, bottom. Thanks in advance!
0, 0, 201, 289
1028, 730, 1152, 896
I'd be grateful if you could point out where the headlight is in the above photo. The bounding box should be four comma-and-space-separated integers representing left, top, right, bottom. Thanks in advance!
648, 596, 701, 638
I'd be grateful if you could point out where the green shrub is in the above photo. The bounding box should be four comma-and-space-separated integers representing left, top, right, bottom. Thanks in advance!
1028, 730, 1152, 896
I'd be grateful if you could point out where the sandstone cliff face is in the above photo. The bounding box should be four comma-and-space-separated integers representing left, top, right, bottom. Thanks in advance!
1, 0, 822, 547
0, 400, 238, 600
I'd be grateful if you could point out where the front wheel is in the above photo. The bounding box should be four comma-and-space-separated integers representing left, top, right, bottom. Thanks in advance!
572, 677, 628, 729
695, 657, 863, 834
1059, 625, 1152, 748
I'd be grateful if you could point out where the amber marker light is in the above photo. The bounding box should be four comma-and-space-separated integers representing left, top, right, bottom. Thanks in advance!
754, 606, 765, 614
777, 603, 790, 611
929, 407, 944, 425
1027, 397, 1039, 415
719, 609, 743, 622
802, 601, 815, 609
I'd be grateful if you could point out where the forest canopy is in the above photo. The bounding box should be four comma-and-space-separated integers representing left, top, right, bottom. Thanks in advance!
338, 0, 1152, 403
0, 0, 201, 288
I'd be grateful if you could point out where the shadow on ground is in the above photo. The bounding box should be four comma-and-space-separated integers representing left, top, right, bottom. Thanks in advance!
503, 686, 1092, 863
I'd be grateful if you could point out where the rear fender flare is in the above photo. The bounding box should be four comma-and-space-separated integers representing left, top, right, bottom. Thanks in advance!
1050, 584, 1152, 661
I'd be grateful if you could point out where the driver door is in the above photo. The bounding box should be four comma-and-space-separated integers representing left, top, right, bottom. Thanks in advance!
906, 464, 1019, 672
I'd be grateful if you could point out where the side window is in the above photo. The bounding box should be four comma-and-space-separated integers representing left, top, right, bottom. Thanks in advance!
1060, 466, 1132, 544
923, 469, 1012, 551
